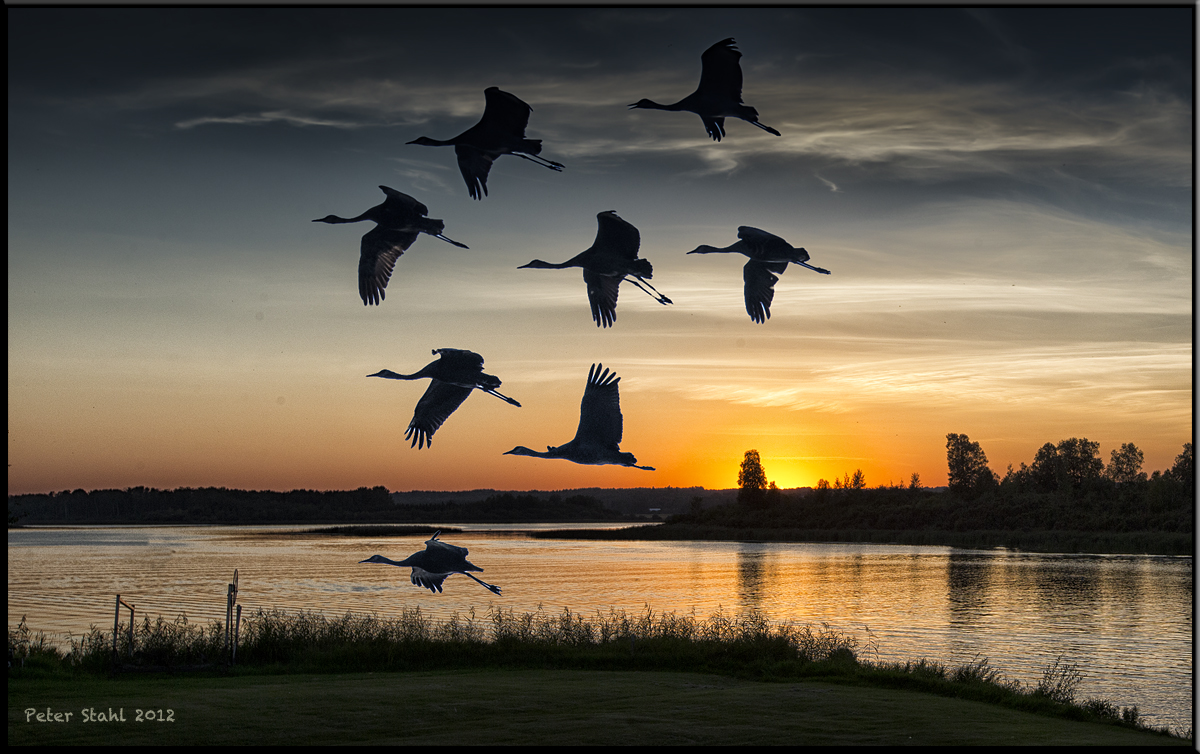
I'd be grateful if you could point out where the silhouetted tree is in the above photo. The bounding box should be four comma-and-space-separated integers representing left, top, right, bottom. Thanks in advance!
1055, 438, 1104, 494
1028, 442, 1060, 492
908, 472, 922, 490
1105, 443, 1146, 485
738, 449, 768, 506
766, 480, 782, 505
849, 469, 866, 490
946, 433, 997, 500
1169, 442, 1194, 498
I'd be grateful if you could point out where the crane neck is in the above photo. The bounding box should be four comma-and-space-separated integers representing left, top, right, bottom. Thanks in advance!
407, 136, 455, 147
518, 259, 573, 270
368, 369, 425, 381
503, 446, 557, 459
314, 210, 374, 225
631, 99, 681, 112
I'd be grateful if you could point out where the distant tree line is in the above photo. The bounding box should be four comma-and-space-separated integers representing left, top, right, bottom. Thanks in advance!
7, 487, 626, 525
676, 439, 1193, 552
371, 493, 625, 523
947, 434, 1194, 507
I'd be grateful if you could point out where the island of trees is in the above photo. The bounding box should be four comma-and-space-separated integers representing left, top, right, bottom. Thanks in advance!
603, 436, 1191, 555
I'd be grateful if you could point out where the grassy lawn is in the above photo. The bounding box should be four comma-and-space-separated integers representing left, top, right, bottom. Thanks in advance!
9, 669, 1189, 746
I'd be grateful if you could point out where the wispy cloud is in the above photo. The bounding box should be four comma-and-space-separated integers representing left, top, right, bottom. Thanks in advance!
814, 173, 840, 192
174, 110, 366, 130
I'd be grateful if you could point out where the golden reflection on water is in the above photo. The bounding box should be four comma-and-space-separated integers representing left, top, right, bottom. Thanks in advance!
7, 525, 1192, 731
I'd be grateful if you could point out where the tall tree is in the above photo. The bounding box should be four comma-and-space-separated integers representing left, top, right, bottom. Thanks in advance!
738, 449, 768, 505
946, 433, 997, 499
1105, 443, 1146, 485
1055, 438, 1104, 493
1169, 442, 1194, 498
1028, 443, 1060, 492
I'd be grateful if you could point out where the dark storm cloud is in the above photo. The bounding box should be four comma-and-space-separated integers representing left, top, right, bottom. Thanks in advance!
15, 7, 1189, 110
9, 7, 1189, 229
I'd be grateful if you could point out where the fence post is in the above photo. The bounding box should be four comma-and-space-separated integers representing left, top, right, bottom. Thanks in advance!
112, 595, 120, 659
224, 569, 240, 662
112, 595, 134, 661
233, 604, 242, 664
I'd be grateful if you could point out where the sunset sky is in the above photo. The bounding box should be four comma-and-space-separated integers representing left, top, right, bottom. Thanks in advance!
8, 7, 1193, 495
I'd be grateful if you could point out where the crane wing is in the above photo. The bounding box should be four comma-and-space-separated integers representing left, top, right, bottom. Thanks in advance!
454, 144, 496, 200
409, 567, 450, 593
701, 116, 727, 142
738, 226, 807, 263
359, 227, 417, 305
574, 363, 624, 449
743, 260, 789, 324
479, 86, 533, 138
425, 535, 470, 560
698, 38, 744, 104
594, 211, 641, 260
583, 268, 620, 328
433, 348, 486, 375
379, 185, 429, 218
405, 380, 473, 449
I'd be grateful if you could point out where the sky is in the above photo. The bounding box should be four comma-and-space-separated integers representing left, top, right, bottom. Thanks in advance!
7, 7, 1193, 495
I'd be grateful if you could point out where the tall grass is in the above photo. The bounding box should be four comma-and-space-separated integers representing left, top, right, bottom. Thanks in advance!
8, 607, 1187, 740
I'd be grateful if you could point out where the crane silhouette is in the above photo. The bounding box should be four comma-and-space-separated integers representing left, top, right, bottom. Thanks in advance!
407, 87, 564, 200
629, 38, 781, 142
360, 530, 501, 595
369, 348, 520, 449
688, 226, 830, 323
504, 363, 654, 470
518, 210, 672, 328
313, 185, 468, 306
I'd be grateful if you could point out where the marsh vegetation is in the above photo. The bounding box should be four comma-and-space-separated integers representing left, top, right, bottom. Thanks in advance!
7, 607, 1188, 741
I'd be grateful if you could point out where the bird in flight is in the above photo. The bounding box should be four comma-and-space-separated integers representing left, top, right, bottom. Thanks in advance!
313, 185, 468, 306
360, 530, 501, 595
369, 348, 520, 449
407, 87, 564, 200
518, 210, 672, 328
629, 38, 781, 141
688, 226, 830, 323
504, 363, 654, 470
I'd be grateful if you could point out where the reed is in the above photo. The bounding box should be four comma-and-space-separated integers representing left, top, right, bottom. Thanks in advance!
7, 607, 1186, 739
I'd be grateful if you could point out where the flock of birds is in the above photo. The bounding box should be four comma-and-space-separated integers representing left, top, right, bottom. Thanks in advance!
332, 39, 832, 595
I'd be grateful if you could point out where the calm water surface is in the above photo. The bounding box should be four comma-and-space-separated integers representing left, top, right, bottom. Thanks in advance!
8, 525, 1193, 732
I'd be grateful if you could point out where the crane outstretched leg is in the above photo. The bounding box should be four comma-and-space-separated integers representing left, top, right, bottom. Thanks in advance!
482, 388, 522, 408
516, 153, 565, 171
627, 276, 673, 305
463, 572, 502, 595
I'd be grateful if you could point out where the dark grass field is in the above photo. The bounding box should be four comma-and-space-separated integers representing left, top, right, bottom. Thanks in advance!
8, 669, 1192, 746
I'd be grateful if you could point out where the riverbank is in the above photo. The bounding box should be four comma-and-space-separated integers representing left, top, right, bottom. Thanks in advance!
10, 606, 1190, 742
8, 669, 1190, 746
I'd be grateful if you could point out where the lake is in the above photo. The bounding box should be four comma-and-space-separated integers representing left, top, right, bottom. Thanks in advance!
7, 524, 1193, 733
